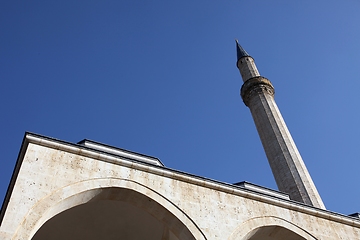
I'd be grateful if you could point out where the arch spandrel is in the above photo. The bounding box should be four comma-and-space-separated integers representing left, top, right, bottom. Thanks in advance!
12, 178, 206, 240
228, 216, 317, 240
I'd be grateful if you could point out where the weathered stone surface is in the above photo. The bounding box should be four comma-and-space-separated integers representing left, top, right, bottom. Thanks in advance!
240, 77, 325, 209
236, 56, 260, 82
236, 43, 325, 209
1, 134, 359, 239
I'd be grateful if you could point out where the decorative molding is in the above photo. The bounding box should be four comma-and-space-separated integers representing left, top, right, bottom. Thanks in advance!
240, 77, 275, 106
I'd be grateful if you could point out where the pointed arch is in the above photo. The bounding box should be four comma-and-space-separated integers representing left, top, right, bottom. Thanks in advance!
12, 178, 206, 240
228, 216, 317, 240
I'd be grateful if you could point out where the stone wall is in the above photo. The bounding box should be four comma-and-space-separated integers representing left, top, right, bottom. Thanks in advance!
1, 134, 359, 239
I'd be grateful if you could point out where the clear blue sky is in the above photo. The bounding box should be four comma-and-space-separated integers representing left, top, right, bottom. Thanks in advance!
1, 1, 360, 215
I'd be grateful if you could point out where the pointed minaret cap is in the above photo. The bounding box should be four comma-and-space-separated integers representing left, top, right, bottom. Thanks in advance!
236, 40, 260, 82
236, 39, 250, 61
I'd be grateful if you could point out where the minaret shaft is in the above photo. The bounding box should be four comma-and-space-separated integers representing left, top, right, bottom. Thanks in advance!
242, 78, 325, 208
237, 56, 260, 81
236, 42, 325, 209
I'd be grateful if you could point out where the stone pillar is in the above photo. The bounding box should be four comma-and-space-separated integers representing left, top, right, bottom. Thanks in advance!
236, 42, 325, 209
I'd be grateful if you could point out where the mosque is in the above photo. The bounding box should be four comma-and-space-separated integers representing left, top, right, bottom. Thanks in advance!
0, 42, 359, 239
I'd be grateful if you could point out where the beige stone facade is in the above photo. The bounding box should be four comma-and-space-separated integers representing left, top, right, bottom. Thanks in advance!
1, 133, 359, 239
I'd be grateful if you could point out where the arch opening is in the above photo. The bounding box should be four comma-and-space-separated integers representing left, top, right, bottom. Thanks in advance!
229, 216, 317, 240
32, 187, 195, 240
244, 225, 306, 240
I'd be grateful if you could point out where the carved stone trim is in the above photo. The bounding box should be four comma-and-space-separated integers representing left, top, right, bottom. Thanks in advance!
240, 77, 275, 107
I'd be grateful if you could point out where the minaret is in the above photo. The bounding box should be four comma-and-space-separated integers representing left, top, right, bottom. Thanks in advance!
236, 40, 325, 209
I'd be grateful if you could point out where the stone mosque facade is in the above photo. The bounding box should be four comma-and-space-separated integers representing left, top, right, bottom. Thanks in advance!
1, 43, 360, 239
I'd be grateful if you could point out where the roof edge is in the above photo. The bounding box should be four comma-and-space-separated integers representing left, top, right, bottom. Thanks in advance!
0, 132, 30, 226
2, 132, 359, 229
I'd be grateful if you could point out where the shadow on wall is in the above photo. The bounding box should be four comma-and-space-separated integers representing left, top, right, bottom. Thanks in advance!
32, 188, 193, 240
229, 216, 317, 240
11, 178, 205, 240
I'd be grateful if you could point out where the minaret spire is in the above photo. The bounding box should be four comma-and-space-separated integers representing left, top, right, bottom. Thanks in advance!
236, 41, 325, 209
236, 39, 249, 59
235, 40, 260, 82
